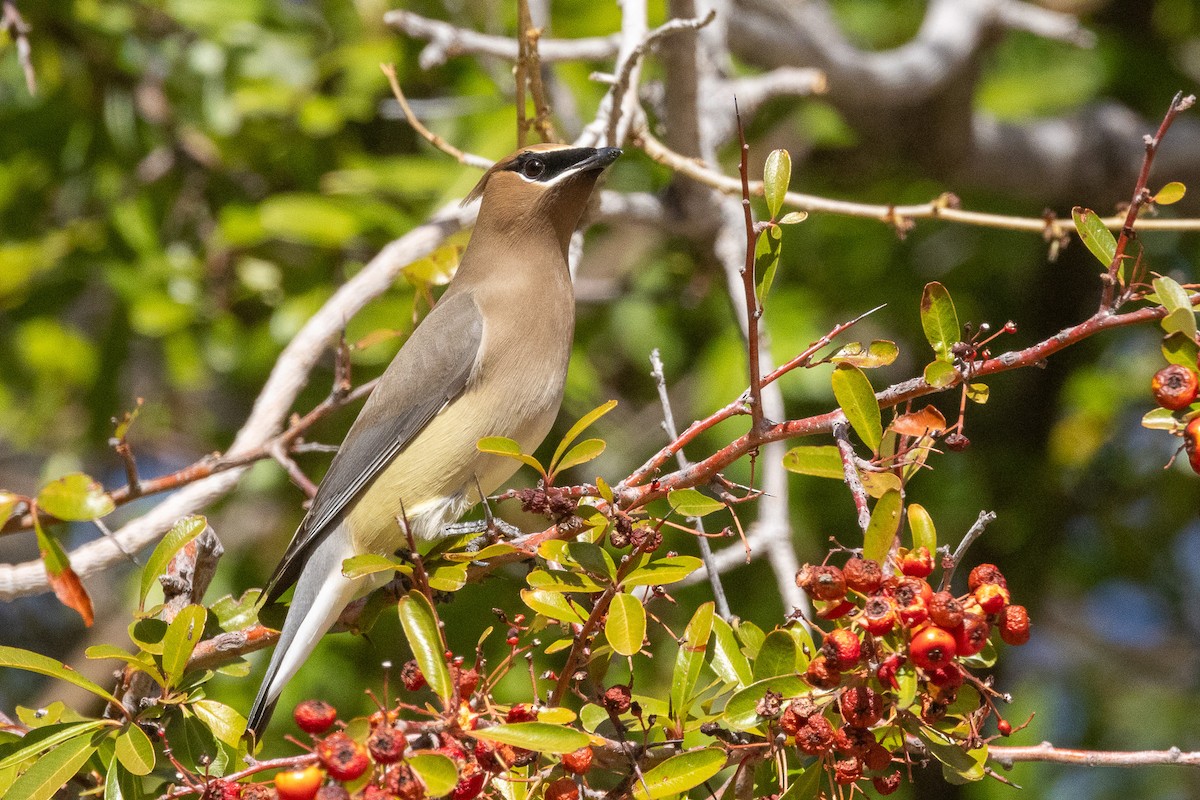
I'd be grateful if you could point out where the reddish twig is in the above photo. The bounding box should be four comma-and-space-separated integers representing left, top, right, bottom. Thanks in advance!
1101, 92, 1196, 308
735, 103, 766, 436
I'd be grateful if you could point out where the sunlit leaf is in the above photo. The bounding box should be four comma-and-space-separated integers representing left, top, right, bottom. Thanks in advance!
552, 438, 606, 475
34, 516, 94, 627
860, 470, 902, 498
671, 602, 714, 724
341, 553, 407, 579
526, 570, 605, 593
427, 563, 467, 592
36, 473, 114, 521
550, 400, 617, 474
408, 753, 458, 797
908, 503, 937, 554
891, 405, 947, 437
1141, 408, 1179, 430
923, 359, 959, 388
476, 437, 544, 475
631, 748, 727, 800
161, 605, 206, 687
778, 211, 807, 225
0, 720, 111, 771
779, 761, 823, 800
1162, 332, 1200, 371
114, 724, 155, 776
829, 340, 899, 368
920, 282, 960, 359
781, 445, 843, 479
710, 616, 752, 688
398, 590, 453, 706
1071, 207, 1117, 268
1155, 181, 1186, 205
520, 589, 588, 625
864, 490, 902, 565
5, 731, 97, 800
1154, 276, 1197, 339
0, 492, 18, 527
752, 630, 797, 681
442, 543, 517, 563
763, 149, 791, 219
605, 592, 646, 656
471, 723, 590, 754
622, 556, 703, 587
966, 383, 989, 404
190, 699, 246, 749
0, 647, 119, 705
564, 542, 617, 580
755, 225, 782, 306
832, 364, 882, 452
667, 488, 724, 518
140, 516, 208, 610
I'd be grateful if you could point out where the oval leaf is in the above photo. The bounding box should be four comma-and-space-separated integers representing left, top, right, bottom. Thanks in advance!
551, 400, 617, 473
139, 516, 208, 610
781, 445, 843, 479
1072, 207, 1117, 268
408, 753, 459, 798
526, 569, 605, 593
864, 489, 903, 565
190, 699, 246, 749
623, 556, 702, 588
710, 616, 752, 688
667, 488, 724, 518
920, 282, 961, 359
832, 364, 882, 452
477, 437, 544, 474
671, 602, 714, 722
763, 149, 791, 219
755, 225, 782, 305
520, 589, 588, 625
36, 473, 114, 521
1141, 407, 1178, 431
605, 592, 646, 657
342, 553, 406, 579
752, 630, 797, 681
1154, 276, 1197, 339
553, 438, 606, 474
114, 724, 156, 776
907, 503, 937, 554
398, 590, 454, 706
1162, 332, 1200, 370
427, 563, 468, 593
829, 340, 899, 369
1155, 181, 1186, 205
891, 405, 947, 437
923, 359, 959, 388
632, 748, 727, 800
778, 210, 808, 225
162, 604, 207, 687
471, 723, 590, 754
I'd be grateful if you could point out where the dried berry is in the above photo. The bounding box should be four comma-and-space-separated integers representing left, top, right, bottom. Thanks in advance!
400, 659, 427, 692
795, 714, 835, 755
368, 726, 407, 764
838, 686, 883, 728
822, 628, 862, 670
779, 697, 817, 736
506, 704, 538, 723
909, 626, 957, 671
384, 764, 424, 800
873, 772, 902, 795
797, 564, 847, 602
953, 608, 991, 657
293, 700, 338, 735
944, 432, 970, 451
275, 765, 325, 800
456, 667, 480, 697
603, 684, 632, 714
864, 742, 892, 772
317, 733, 370, 782
860, 596, 897, 636
833, 756, 862, 785
1152, 364, 1199, 410
239, 784, 276, 800
967, 564, 1006, 592
755, 689, 783, 718
450, 762, 486, 800
899, 546, 933, 579
561, 746, 593, 775
545, 778, 579, 800
928, 592, 963, 629
804, 655, 841, 689
998, 604, 1031, 646
843, 557, 883, 594
832, 725, 873, 756
315, 786, 351, 800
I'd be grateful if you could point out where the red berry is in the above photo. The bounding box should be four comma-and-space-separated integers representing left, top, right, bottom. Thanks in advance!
997, 719, 1013, 736
317, 733, 370, 782
838, 685, 883, 728
900, 546, 933, 578
864, 742, 892, 771
293, 700, 338, 735
451, 761, 486, 800
815, 598, 856, 620
561, 747, 593, 775
909, 626, 957, 671
400, 659, 426, 692
1152, 364, 1199, 410
316, 785, 351, 800
821, 628, 862, 670
873, 772, 902, 795
804, 655, 841, 689
506, 704, 538, 723
876, 653, 904, 690
974, 582, 1010, 614
843, 558, 883, 594
368, 725, 407, 764
603, 685, 632, 714
953, 609, 991, 657
926, 663, 964, 688
929, 592, 963, 629
545, 777, 579, 800
860, 596, 897, 636
1185, 417, 1200, 474
275, 765, 325, 800
968, 564, 1006, 592
833, 755, 862, 785
779, 698, 817, 736
999, 604, 1031, 646
456, 667, 480, 697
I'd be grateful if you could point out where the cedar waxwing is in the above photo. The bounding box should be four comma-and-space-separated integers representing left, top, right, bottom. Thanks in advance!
245, 144, 621, 739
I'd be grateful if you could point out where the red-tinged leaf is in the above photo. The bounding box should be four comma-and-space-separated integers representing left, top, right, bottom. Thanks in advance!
891, 405, 947, 437
36, 473, 114, 521
781, 445, 843, 479
1072, 207, 1117, 268
924, 359, 959, 388
832, 364, 882, 452
864, 490, 903, 565
920, 282, 960, 359
398, 590, 454, 707
631, 748, 727, 800
33, 517, 93, 626
1155, 181, 1186, 205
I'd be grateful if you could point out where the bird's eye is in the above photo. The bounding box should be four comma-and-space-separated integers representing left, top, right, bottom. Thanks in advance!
522, 158, 546, 179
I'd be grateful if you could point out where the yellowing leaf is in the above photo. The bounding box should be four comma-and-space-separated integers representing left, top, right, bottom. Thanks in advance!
891, 405, 947, 437
1072, 206, 1117, 268
605, 592, 646, 656
864, 490, 902, 565
471, 723, 590, 754
832, 364, 882, 452
781, 445, 843, 479
1155, 181, 1186, 205
36, 473, 114, 521
920, 282, 960, 359
398, 590, 453, 707
667, 488, 724, 518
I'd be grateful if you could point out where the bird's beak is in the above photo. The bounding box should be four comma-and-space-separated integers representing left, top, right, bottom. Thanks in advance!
575, 147, 622, 172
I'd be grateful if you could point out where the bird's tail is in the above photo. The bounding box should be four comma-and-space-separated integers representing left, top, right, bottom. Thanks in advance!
246, 523, 363, 742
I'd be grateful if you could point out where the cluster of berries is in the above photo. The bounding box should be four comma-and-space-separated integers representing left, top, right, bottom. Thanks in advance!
207, 653, 594, 800
1150, 364, 1200, 472
786, 550, 1030, 793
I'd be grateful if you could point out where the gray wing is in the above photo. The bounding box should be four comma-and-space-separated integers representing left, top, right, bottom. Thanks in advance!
262, 291, 484, 603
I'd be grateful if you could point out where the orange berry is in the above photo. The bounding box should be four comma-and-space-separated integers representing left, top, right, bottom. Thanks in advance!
317, 733, 370, 782
909, 626, 957, 671
293, 700, 338, 735
999, 604, 1031, 646
275, 765, 325, 800
899, 546, 933, 578
1152, 364, 1199, 410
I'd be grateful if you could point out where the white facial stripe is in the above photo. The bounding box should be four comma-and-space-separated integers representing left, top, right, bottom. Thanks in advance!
516, 162, 593, 188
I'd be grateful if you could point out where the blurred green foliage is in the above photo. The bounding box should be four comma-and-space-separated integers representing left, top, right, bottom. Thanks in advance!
2, 1, 1200, 798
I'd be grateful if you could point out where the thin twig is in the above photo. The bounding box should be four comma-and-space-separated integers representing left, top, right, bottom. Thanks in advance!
734, 104, 766, 435
990, 743, 1200, 768
649, 349, 731, 620
832, 422, 871, 532
379, 63, 494, 170
939, 510, 997, 591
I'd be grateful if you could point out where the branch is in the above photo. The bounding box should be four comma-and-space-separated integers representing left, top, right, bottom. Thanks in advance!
990, 743, 1200, 768
939, 510, 996, 591
1, 1, 36, 95
833, 422, 870, 532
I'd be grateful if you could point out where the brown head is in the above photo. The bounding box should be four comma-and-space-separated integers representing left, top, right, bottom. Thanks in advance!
464, 144, 621, 256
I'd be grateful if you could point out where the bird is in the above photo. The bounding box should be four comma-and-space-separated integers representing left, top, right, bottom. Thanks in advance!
245, 143, 621, 739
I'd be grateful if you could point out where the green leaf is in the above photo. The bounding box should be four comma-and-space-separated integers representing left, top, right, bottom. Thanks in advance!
755, 225, 782, 306
36, 472, 114, 521
552, 438, 606, 475
526, 570, 605, 593
923, 359, 959, 388
631, 748, 727, 800
1154, 276, 1197, 339
1141, 407, 1179, 430
832, 364, 882, 452
190, 699, 246, 750
0, 721, 112, 770
605, 592, 646, 656
0, 492, 19, 526
550, 400, 618, 474
1155, 181, 1186, 205
596, 477, 614, 504
5, 732, 97, 800
471, 723, 590, 754
477, 437, 545, 475
398, 590, 454, 706
733, 619, 765, 657
667, 488, 724, 518
907, 503, 936, 554
710, 616, 752, 688
0, 646, 120, 705
965, 383, 989, 404
161, 605, 207, 687
752, 630, 797, 681
623, 556, 703, 587
427, 563, 468, 592
520, 589, 588, 625
114, 725, 155, 776
442, 542, 518, 563
723, 676, 809, 730
864, 490, 902, 565
763, 149, 791, 219
781, 445, 843, 479
920, 282, 961, 359
408, 753, 459, 797
341, 553, 408, 579
671, 602, 714, 723
139, 516, 208, 610
1162, 332, 1200, 370
1071, 206, 1117, 268
786, 625, 815, 672
103, 752, 128, 800
779, 762, 823, 800
829, 340, 899, 368
564, 542, 617, 580
128, 619, 168, 655
778, 211, 808, 225
86, 646, 162, 686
